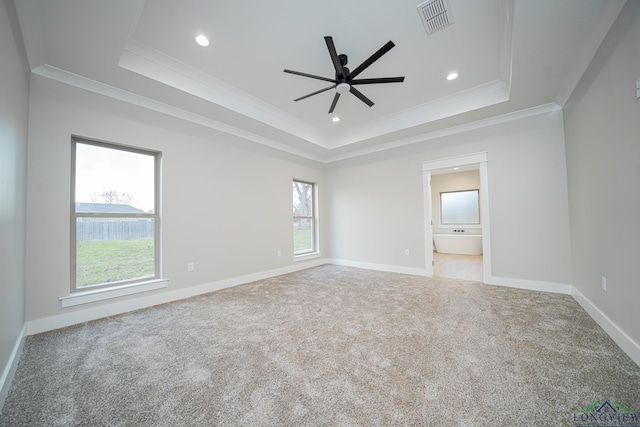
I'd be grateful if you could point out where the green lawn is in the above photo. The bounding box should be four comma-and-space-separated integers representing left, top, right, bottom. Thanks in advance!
294, 228, 312, 253
76, 239, 154, 287
78, 231, 309, 287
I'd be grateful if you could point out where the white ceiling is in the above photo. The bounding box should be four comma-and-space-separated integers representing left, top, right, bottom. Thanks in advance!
13, 0, 624, 162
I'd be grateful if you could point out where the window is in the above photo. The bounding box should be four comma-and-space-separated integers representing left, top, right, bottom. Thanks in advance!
292, 180, 316, 255
440, 189, 480, 225
71, 137, 160, 291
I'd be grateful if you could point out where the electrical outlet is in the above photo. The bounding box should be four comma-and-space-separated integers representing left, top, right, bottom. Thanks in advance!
188, 262, 194, 272
405, 249, 411, 256
277, 250, 282, 257
601, 276, 607, 292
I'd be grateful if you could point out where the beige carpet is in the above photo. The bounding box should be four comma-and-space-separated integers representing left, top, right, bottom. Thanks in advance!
1, 265, 639, 426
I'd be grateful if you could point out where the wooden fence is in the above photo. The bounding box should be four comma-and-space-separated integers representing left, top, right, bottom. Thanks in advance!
76, 220, 154, 241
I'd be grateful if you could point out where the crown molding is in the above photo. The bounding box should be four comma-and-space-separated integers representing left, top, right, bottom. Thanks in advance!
32, 64, 326, 163
323, 103, 561, 163
328, 79, 510, 149
32, 64, 560, 165
119, 39, 326, 146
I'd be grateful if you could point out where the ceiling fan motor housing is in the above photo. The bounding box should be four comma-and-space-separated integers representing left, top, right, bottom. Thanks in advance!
337, 67, 350, 81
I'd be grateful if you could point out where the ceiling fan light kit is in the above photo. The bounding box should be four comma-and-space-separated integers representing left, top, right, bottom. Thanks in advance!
336, 83, 350, 94
284, 36, 405, 114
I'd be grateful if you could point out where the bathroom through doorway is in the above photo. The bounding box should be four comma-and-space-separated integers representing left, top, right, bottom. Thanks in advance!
422, 152, 491, 282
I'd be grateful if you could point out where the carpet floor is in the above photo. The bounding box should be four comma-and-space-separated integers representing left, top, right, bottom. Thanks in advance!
1, 265, 639, 426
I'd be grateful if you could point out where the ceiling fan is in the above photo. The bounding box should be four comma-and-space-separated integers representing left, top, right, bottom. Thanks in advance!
284, 36, 405, 114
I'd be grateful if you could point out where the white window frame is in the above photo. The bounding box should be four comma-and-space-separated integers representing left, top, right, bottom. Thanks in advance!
70, 137, 161, 293
292, 179, 318, 257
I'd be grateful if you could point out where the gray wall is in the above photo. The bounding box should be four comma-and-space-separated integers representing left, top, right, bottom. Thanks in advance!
4, 0, 638, 396
327, 109, 573, 287
25, 75, 326, 321
0, 0, 29, 402
564, 1, 640, 345
24, 72, 575, 320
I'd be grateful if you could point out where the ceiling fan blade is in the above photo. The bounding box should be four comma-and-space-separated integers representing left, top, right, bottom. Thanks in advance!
351, 77, 405, 85
328, 92, 341, 114
349, 86, 374, 107
324, 36, 345, 79
284, 69, 336, 83
294, 85, 336, 102
347, 41, 395, 81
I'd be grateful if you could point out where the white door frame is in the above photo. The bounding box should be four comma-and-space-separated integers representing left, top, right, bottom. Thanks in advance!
422, 152, 492, 281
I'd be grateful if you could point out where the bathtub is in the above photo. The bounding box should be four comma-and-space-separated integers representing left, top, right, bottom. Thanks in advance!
433, 234, 483, 256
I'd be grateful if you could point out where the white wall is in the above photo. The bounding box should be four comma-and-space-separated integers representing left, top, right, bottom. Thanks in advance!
25, 75, 326, 323
21, 50, 573, 334
431, 170, 482, 235
326, 152, 426, 271
564, 0, 640, 347
7, 0, 638, 389
327, 109, 573, 288
0, 0, 29, 404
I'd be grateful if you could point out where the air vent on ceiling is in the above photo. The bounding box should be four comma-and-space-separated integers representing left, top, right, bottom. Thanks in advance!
417, 0, 454, 35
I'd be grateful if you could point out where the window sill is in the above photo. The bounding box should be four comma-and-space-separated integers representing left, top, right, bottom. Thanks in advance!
60, 279, 169, 308
292, 252, 322, 262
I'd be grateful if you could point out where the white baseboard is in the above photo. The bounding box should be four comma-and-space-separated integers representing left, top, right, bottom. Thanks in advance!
329, 261, 573, 296
486, 275, 572, 294
19, 259, 639, 373
6, 258, 639, 415
329, 258, 430, 277
27, 258, 328, 336
571, 286, 640, 367
31, 261, 571, 337
0, 324, 26, 410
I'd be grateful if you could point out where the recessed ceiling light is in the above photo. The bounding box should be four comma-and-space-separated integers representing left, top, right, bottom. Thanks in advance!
447, 72, 458, 81
195, 34, 210, 47
453, 167, 459, 170
332, 116, 340, 122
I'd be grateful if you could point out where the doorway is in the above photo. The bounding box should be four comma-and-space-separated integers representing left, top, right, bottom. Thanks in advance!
433, 250, 484, 281
422, 153, 491, 282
